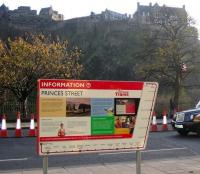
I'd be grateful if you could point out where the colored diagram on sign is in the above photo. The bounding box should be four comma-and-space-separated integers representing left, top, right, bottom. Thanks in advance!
91, 98, 114, 116
91, 116, 114, 135
115, 98, 140, 115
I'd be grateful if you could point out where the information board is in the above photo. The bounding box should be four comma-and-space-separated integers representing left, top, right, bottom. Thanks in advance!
37, 79, 158, 155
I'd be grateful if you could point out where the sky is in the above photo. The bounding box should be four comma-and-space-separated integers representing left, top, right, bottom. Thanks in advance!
0, 0, 200, 33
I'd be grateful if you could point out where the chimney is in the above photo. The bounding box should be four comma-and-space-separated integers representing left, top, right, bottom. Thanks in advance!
182, 5, 185, 9
137, 2, 140, 8
149, 3, 152, 7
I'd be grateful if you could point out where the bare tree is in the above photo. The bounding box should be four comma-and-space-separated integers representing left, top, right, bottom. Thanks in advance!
136, 8, 200, 108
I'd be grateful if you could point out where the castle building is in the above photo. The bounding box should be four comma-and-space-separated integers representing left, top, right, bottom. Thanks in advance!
39, 7, 64, 21
9, 6, 37, 19
133, 2, 187, 25
0, 4, 64, 21
90, 9, 129, 21
0, 4, 9, 18
101, 9, 128, 20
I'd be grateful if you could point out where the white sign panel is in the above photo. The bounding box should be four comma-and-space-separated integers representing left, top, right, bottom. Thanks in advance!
37, 80, 158, 155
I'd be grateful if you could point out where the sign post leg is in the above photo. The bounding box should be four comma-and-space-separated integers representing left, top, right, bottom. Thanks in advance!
136, 150, 141, 174
43, 155, 48, 174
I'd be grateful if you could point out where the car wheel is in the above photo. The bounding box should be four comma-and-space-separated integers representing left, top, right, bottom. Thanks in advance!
196, 127, 200, 136
177, 130, 189, 136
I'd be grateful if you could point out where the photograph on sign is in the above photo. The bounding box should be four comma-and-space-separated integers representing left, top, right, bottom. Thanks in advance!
66, 98, 91, 116
37, 80, 158, 155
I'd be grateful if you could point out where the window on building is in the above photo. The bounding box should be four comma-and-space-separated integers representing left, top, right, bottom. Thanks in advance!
155, 11, 159, 18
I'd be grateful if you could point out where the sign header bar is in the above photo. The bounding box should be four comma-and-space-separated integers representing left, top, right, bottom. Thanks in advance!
39, 79, 144, 90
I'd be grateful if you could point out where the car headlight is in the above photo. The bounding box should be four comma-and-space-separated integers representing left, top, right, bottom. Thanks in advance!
176, 113, 185, 121
194, 114, 200, 122
190, 115, 194, 120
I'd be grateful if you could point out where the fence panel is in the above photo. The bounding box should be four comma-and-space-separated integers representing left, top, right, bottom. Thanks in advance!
0, 102, 36, 120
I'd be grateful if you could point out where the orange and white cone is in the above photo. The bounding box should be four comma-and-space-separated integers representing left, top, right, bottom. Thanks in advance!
28, 113, 36, 137
151, 111, 158, 132
15, 112, 22, 137
162, 110, 168, 131
1, 114, 8, 137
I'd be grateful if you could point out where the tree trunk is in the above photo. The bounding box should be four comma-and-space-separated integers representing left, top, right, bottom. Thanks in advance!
174, 71, 182, 110
21, 98, 28, 118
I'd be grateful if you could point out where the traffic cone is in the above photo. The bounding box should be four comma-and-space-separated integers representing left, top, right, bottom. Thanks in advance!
15, 112, 22, 137
162, 110, 168, 131
151, 111, 158, 132
0, 114, 8, 137
28, 113, 36, 137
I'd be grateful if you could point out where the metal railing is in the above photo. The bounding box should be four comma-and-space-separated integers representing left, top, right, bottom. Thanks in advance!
0, 102, 36, 120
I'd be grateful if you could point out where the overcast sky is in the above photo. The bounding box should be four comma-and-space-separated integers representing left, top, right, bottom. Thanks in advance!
0, 0, 200, 33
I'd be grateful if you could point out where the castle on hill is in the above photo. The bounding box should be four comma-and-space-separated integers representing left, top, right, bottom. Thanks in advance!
0, 2, 187, 24
90, 2, 186, 24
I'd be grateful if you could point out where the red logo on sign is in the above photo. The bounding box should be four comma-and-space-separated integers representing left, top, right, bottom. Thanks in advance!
115, 90, 129, 96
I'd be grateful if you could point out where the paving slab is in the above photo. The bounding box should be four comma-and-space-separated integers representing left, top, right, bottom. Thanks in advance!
65, 166, 94, 174
0, 156, 200, 174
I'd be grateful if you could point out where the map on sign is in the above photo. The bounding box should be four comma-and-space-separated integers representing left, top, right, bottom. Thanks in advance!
37, 80, 158, 155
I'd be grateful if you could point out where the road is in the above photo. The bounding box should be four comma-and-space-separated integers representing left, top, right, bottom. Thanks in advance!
0, 131, 199, 171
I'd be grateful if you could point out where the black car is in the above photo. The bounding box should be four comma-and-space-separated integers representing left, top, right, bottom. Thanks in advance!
171, 102, 200, 136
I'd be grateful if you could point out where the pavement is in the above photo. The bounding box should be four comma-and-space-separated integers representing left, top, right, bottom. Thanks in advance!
0, 155, 200, 174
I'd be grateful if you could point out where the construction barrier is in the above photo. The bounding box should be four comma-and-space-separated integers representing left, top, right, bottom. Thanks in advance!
0, 114, 8, 137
